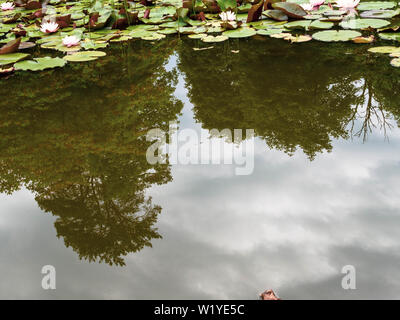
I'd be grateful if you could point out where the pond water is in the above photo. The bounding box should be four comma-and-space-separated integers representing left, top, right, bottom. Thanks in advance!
1, 38, 400, 299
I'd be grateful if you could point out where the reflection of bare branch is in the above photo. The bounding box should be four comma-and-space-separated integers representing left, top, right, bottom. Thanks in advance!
349, 79, 394, 142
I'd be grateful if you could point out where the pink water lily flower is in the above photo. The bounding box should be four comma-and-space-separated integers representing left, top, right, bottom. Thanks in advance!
40, 21, 59, 34
219, 10, 236, 21
310, 0, 325, 7
335, 0, 360, 9
1, 2, 15, 11
301, 0, 324, 11
62, 35, 80, 47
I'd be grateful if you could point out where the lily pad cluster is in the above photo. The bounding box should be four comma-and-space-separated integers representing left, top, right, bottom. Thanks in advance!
1, 0, 400, 75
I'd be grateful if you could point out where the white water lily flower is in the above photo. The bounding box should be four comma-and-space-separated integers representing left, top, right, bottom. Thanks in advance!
40, 21, 59, 34
219, 10, 236, 21
336, 0, 360, 9
62, 35, 80, 47
1, 2, 15, 11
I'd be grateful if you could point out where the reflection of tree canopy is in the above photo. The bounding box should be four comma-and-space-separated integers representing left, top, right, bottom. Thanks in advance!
178, 39, 400, 158
0, 40, 182, 266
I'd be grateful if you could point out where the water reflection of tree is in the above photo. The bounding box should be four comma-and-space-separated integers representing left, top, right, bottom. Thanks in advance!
178, 39, 400, 158
0, 40, 182, 266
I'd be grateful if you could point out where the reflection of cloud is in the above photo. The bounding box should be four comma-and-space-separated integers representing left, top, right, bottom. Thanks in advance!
1, 128, 400, 299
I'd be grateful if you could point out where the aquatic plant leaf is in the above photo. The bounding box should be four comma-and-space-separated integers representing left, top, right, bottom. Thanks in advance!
272, 2, 307, 19
14, 57, 66, 71
247, 0, 265, 23
201, 34, 228, 42
312, 30, 361, 42
378, 33, 400, 41
0, 38, 21, 54
390, 57, 400, 67
0, 52, 29, 65
357, 1, 397, 11
339, 18, 390, 29
188, 33, 207, 39
19, 41, 36, 49
63, 50, 106, 62
360, 9, 400, 19
223, 27, 256, 38
256, 28, 285, 35
262, 9, 288, 21
368, 46, 400, 53
216, 0, 237, 11
352, 35, 375, 43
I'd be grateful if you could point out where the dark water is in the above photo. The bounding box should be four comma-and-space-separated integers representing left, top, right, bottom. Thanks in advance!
1, 38, 400, 299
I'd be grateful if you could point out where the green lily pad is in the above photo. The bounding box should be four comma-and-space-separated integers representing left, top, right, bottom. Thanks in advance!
14, 57, 66, 71
222, 27, 257, 38
63, 50, 106, 62
256, 28, 285, 35
188, 33, 207, 39
0, 52, 30, 65
357, 1, 397, 11
360, 9, 400, 19
368, 46, 400, 53
390, 57, 400, 67
312, 30, 362, 42
340, 18, 390, 29
378, 33, 400, 41
202, 35, 229, 42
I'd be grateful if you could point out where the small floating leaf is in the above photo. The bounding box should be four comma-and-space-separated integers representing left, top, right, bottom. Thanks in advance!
272, 2, 307, 19
222, 27, 257, 38
312, 30, 362, 42
63, 50, 106, 62
201, 35, 229, 42
368, 46, 400, 53
14, 57, 66, 71
357, 1, 397, 11
390, 57, 400, 67
0, 52, 30, 65
340, 18, 390, 29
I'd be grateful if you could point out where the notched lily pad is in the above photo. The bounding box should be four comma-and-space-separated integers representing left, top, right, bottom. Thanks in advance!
222, 27, 256, 38
339, 18, 390, 29
14, 57, 66, 71
0, 52, 30, 65
272, 2, 307, 19
63, 50, 106, 62
312, 30, 362, 42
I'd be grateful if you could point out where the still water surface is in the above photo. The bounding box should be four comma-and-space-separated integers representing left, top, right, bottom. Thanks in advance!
1, 38, 400, 299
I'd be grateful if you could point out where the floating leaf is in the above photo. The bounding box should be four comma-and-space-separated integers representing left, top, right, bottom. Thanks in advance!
202, 35, 229, 42
357, 1, 397, 11
63, 50, 106, 62
339, 18, 390, 29
0, 38, 21, 54
0, 52, 30, 65
352, 35, 375, 43
223, 27, 257, 38
312, 30, 362, 42
390, 57, 400, 67
272, 2, 307, 19
360, 9, 400, 19
262, 9, 288, 21
14, 57, 66, 71
379, 33, 400, 41
368, 46, 400, 53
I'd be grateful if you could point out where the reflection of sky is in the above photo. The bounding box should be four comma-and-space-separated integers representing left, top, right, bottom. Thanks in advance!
1, 57, 400, 299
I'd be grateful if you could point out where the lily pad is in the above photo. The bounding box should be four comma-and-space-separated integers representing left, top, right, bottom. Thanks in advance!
339, 18, 390, 29
272, 2, 307, 19
368, 46, 400, 53
360, 9, 400, 19
202, 35, 229, 42
379, 33, 400, 41
357, 1, 397, 11
312, 30, 362, 42
14, 57, 66, 71
63, 50, 106, 62
390, 57, 400, 67
0, 52, 30, 65
222, 27, 257, 38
